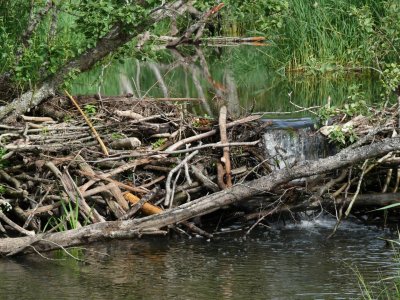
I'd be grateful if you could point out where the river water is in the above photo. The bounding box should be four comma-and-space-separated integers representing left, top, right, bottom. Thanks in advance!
0, 216, 398, 299
2, 46, 393, 299
71, 46, 382, 116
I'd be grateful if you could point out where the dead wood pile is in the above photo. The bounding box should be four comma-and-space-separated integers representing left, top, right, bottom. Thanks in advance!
1, 95, 400, 256
0, 95, 267, 242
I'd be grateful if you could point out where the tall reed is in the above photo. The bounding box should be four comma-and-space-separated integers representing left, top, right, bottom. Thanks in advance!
219, 0, 399, 73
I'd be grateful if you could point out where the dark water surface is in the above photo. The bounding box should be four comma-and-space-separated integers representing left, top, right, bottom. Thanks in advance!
0, 217, 397, 300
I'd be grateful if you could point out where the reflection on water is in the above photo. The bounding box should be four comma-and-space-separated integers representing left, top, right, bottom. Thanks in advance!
72, 46, 382, 117
0, 216, 398, 300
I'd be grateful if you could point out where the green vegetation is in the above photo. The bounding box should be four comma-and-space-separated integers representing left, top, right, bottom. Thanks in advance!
326, 125, 358, 146
356, 252, 400, 299
1, 1, 80, 91
151, 138, 167, 149
318, 95, 371, 125
0, 148, 7, 169
0, 0, 156, 95
83, 104, 97, 116
214, 0, 400, 75
0, 1, 397, 125
1, 1, 399, 100
43, 200, 82, 232
111, 132, 124, 140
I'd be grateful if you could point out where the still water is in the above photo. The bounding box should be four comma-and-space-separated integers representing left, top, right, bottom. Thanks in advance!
0, 216, 397, 299
71, 46, 383, 116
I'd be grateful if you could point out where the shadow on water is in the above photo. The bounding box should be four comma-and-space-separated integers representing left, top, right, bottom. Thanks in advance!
71, 46, 383, 118
0, 216, 398, 299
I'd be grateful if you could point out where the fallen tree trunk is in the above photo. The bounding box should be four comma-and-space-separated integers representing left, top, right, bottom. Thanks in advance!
1, 136, 400, 256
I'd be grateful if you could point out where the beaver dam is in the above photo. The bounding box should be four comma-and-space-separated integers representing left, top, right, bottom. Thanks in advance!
0, 93, 399, 256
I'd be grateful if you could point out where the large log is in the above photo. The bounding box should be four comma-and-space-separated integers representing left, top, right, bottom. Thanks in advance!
1, 137, 400, 256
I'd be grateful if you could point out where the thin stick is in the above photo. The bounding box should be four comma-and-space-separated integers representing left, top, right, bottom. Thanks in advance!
142, 97, 201, 102
219, 106, 232, 187
64, 90, 109, 156
0, 211, 35, 236
289, 101, 318, 115
79, 170, 149, 194
164, 150, 199, 207
165, 115, 262, 152
345, 160, 368, 216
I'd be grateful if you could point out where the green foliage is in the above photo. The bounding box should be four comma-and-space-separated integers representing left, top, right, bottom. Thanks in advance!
111, 132, 124, 140
0, 1, 84, 90
43, 200, 81, 232
356, 251, 400, 299
348, 1, 400, 97
1, 0, 399, 99
83, 104, 97, 116
213, 0, 399, 81
151, 138, 166, 149
327, 125, 358, 146
316, 85, 373, 146
0, 148, 7, 169
0, 0, 158, 93
224, 0, 289, 33
318, 100, 370, 126
69, 0, 148, 44
382, 63, 400, 98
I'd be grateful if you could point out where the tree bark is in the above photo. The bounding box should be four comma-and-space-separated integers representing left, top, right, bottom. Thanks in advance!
1, 136, 400, 256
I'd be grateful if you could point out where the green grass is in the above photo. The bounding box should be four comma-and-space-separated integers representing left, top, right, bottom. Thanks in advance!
357, 267, 400, 299
218, 0, 399, 74
43, 199, 81, 232
355, 244, 400, 299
